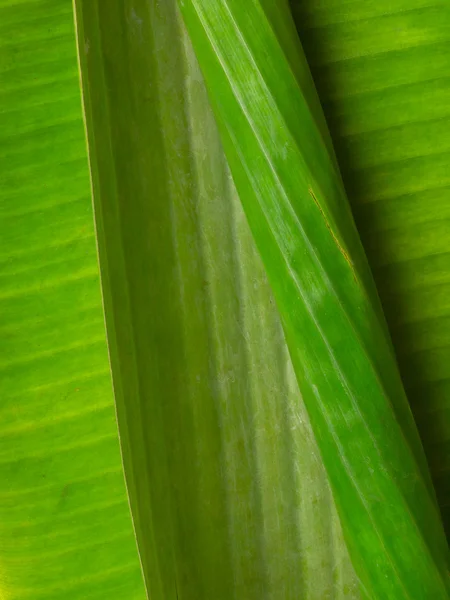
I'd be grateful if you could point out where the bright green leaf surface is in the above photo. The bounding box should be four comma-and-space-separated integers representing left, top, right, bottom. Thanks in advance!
291, 0, 450, 536
74, 1, 360, 599
0, 1, 145, 598
177, 0, 450, 597
2, 1, 449, 599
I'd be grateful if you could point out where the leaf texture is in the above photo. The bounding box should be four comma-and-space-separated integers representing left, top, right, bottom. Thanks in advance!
291, 0, 450, 537
176, 0, 450, 597
74, 1, 361, 599
0, 0, 145, 598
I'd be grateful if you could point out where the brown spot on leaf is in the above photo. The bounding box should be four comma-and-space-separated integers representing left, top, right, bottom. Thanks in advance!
309, 187, 357, 282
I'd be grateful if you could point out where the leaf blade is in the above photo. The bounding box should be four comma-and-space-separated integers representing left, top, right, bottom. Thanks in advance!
74, 0, 360, 598
177, 0, 450, 597
0, 1, 145, 598
291, 0, 450, 537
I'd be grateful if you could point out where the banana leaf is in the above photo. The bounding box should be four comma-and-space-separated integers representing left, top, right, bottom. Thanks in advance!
175, 1, 449, 597
74, 0, 449, 598
0, 0, 449, 598
74, 1, 359, 598
0, 1, 144, 598
291, 0, 450, 537
0, 0, 357, 598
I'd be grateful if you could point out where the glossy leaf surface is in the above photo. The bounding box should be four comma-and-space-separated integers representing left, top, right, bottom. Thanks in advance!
177, 0, 450, 597
1, 0, 449, 599
74, 1, 360, 599
291, 0, 450, 536
0, 1, 145, 598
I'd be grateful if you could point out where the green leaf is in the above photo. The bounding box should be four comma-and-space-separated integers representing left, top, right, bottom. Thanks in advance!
3, 1, 449, 599
74, 1, 361, 599
0, 1, 144, 598
291, 0, 450, 537
176, 0, 450, 597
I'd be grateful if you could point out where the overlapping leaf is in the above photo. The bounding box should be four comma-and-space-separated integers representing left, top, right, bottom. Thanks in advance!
1, 0, 449, 599
74, 1, 360, 599
291, 0, 450, 536
177, 0, 450, 597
